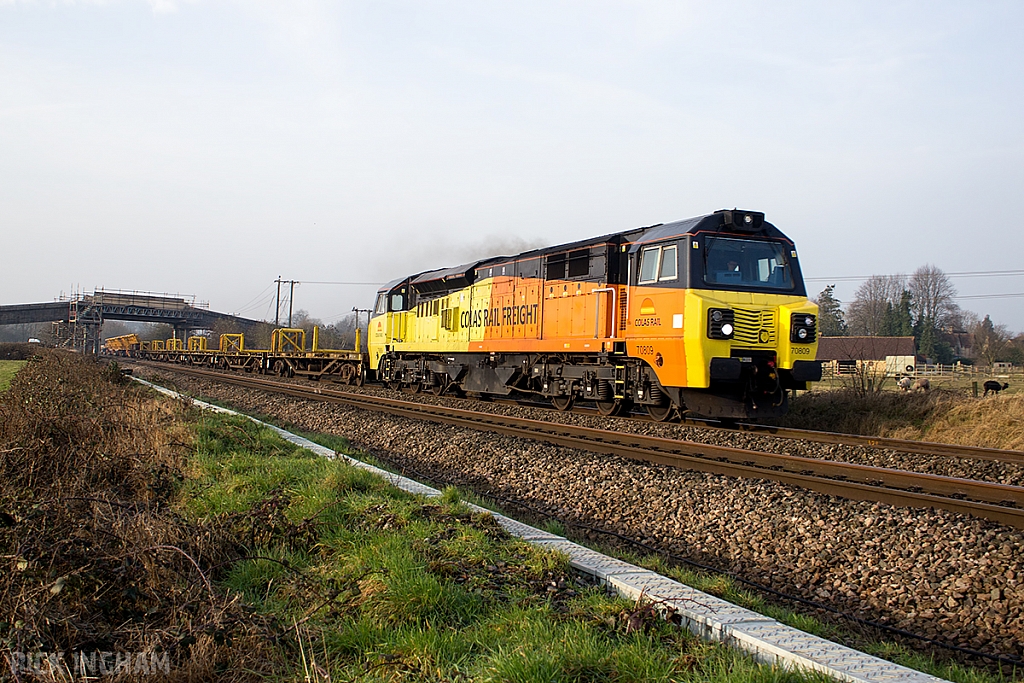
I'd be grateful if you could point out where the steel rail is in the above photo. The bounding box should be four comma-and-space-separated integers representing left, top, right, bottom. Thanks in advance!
484, 397, 1024, 466
678, 417, 1024, 465
136, 362, 1024, 528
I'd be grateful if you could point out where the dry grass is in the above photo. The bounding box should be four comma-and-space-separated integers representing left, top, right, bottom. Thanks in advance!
886, 392, 1024, 450
0, 350, 283, 681
775, 388, 1024, 450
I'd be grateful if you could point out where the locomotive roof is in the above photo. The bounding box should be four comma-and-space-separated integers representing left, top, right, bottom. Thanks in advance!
629, 210, 789, 252
378, 210, 789, 295
383, 232, 640, 294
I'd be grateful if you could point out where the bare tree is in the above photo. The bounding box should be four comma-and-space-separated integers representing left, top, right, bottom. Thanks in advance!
972, 314, 1011, 367
909, 264, 958, 329
845, 274, 906, 335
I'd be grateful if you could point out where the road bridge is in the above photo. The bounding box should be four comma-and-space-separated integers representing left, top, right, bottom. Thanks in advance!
0, 290, 264, 353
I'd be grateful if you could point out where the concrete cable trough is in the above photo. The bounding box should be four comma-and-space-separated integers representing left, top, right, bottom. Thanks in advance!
133, 376, 949, 683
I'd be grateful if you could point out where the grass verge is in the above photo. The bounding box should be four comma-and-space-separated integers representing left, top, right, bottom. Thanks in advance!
0, 360, 26, 392
184, 410, 834, 682
770, 388, 1024, 450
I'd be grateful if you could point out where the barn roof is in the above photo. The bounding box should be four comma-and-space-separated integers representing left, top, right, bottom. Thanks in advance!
816, 336, 916, 361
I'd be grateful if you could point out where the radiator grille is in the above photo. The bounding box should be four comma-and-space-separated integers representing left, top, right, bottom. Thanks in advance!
732, 308, 776, 346
619, 287, 628, 331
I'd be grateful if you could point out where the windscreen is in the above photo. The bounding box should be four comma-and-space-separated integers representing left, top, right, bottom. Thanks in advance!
703, 237, 795, 291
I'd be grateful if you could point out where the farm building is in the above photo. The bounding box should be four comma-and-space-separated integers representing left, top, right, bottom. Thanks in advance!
816, 336, 917, 376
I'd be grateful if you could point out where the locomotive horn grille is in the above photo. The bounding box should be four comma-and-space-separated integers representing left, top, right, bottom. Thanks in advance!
732, 308, 776, 346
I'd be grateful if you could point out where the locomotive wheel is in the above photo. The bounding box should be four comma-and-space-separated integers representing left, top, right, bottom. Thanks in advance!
430, 374, 448, 396
551, 395, 574, 412
647, 403, 675, 422
596, 398, 627, 417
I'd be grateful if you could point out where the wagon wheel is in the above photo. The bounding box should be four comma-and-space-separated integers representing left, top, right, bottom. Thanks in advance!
430, 373, 449, 396
402, 382, 421, 394
551, 395, 574, 412
339, 364, 356, 385
647, 403, 675, 422
273, 360, 286, 377
354, 367, 366, 387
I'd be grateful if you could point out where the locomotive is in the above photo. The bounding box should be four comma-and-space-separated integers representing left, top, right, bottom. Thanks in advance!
369, 209, 821, 420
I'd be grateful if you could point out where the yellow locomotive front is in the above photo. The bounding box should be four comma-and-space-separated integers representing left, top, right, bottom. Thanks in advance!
622, 210, 820, 418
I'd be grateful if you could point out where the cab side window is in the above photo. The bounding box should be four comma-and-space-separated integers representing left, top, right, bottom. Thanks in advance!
638, 247, 660, 284
374, 294, 387, 315
659, 246, 678, 281
638, 244, 678, 284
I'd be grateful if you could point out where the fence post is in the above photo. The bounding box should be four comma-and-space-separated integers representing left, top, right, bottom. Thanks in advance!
972, 381, 978, 398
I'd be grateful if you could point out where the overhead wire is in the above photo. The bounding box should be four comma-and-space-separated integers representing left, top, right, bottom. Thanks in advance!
805, 269, 1024, 304
806, 268, 1024, 283
299, 281, 384, 286
232, 283, 275, 313
234, 290, 277, 316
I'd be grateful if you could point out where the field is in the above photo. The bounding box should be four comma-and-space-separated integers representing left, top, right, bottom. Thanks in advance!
0, 359, 25, 392
778, 381, 1024, 450
1, 350, 838, 682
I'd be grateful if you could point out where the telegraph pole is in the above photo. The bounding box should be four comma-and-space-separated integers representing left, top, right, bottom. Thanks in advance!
288, 280, 297, 327
274, 277, 299, 327
275, 276, 282, 326
352, 307, 372, 352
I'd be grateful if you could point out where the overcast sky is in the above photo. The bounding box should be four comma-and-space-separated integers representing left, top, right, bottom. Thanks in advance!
2, 1, 1022, 330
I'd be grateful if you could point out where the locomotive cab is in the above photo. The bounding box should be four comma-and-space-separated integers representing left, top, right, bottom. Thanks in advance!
624, 210, 820, 417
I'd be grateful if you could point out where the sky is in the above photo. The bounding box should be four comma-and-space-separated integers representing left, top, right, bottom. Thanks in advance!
1, 1, 1023, 330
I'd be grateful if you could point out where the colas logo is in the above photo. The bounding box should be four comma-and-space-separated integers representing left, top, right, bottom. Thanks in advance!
634, 298, 661, 327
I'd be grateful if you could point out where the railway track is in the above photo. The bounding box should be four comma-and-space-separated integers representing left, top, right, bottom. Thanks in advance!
494, 398, 1024, 465
136, 361, 1024, 529
680, 417, 1024, 465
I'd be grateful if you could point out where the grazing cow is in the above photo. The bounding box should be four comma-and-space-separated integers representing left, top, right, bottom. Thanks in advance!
983, 380, 1009, 396
912, 378, 930, 392
897, 376, 913, 391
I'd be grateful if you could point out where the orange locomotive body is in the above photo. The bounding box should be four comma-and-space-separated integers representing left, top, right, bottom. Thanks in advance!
369, 210, 820, 419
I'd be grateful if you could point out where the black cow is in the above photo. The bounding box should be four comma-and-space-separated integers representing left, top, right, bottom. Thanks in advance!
983, 380, 1009, 396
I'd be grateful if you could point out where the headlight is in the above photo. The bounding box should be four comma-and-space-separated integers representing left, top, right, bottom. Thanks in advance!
790, 312, 816, 343
708, 308, 735, 340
